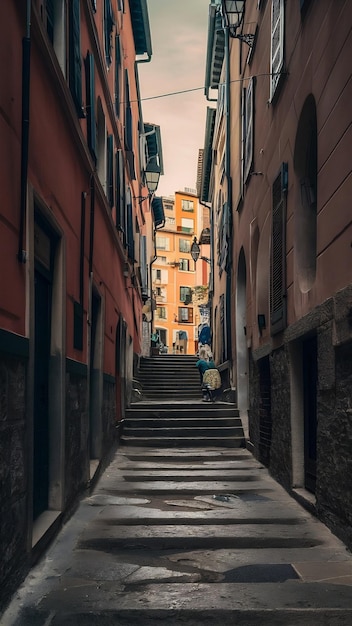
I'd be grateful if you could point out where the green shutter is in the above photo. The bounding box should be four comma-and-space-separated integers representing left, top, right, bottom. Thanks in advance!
104, 0, 114, 66
69, 0, 84, 117
115, 35, 121, 117
270, 163, 288, 334
85, 52, 96, 162
107, 135, 114, 208
151, 197, 165, 229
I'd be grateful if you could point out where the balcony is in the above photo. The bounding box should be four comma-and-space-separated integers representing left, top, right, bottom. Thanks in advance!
177, 226, 194, 234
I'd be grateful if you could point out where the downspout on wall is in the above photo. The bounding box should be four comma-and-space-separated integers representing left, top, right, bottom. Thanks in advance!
223, 20, 233, 364
18, 0, 31, 263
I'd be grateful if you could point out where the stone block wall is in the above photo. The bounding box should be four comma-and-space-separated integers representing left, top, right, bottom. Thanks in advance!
65, 370, 89, 509
268, 348, 292, 489
317, 340, 352, 550
0, 354, 28, 612
102, 375, 118, 456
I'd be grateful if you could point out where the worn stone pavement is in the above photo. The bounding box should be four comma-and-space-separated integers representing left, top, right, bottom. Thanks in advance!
3, 445, 352, 625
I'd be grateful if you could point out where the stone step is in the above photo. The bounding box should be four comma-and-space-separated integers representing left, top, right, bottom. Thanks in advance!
120, 435, 244, 448
124, 418, 242, 428
122, 426, 244, 439
127, 402, 237, 412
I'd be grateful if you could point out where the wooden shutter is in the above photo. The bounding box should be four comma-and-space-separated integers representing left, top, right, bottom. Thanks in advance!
115, 150, 125, 238
270, 163, 288, 334
104, 0, 114, 67
270, 0, 284, 101
244, 78, 254, 183
85, 52, 96, 163
69, 0, 84, 117
107, 135, 114, 207
126, 189, 135, 261
115, 35, 121, 117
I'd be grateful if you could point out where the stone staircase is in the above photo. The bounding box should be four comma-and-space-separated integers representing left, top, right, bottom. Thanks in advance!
135, 354, 200, 399
122, 355, 245, 448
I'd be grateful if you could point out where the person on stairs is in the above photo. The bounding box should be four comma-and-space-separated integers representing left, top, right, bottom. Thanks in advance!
196, 348, 217, 401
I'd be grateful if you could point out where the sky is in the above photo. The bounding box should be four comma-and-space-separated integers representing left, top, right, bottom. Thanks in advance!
138, 0, 210, 197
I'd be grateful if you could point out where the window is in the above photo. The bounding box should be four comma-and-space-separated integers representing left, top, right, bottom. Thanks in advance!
106, 135, 114, 207
181, 218, 194, 232
270, 0, 284, 101
165, 216, 175, 226
180, 286, 192, 303
179, 258, 190, 271
156, 307, 167, 319
97, 98, 106, 191
126, 187, 135, 261
140, 235, 147, 299
179, 238, 190, 253
85, 52, 96, 163
115, 149, 125, 232
242, 78, 254, 185
164, 202, 174, 211
156, 236, 169, 250
69, 0, 84, 117
157, 255, 167, 264
156, 269, 161, 280
182, 199, 194, 212
115, 35, 121, 117
124, 70, 135, 179
104, 0, 114, 67
270, 163, 288, 334
45, 0, 67, 75
178, 307, 193, 323
217, 202, 229, 275
156, 287, 161, 296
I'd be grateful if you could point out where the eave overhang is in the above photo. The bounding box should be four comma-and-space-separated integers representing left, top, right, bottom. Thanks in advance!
205, 1, 225, 98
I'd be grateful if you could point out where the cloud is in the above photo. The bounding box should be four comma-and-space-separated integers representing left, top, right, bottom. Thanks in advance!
139, 0, 210, 195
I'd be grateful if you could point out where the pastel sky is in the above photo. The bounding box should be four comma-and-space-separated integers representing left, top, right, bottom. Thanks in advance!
138, 0, 210, 197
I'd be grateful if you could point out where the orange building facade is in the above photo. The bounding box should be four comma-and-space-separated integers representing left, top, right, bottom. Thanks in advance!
152, 191, 210, 354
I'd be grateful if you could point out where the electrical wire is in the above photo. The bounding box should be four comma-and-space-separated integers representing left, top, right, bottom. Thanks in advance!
128, 72, 282, 104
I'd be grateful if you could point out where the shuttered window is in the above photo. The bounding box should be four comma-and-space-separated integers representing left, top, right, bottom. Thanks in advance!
243, 78, 254, 184
46, 0, 55, 42
85, 52, 96, 163
104, 0, 114, 67
115, 35, 121, 117
178, 307, 193, 323
115, 150, 125, 237
270, 0, 284, 101
69, 0, 84, 117
107, 135, 114, 208
126, 188, 135, 262
270, 163, 288, 334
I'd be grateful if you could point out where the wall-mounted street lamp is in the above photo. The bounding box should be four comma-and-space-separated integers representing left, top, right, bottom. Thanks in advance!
190, 237, 200, 263
190, 237, 212, 265
135, 157, 161, 204
221, 0, 254, 47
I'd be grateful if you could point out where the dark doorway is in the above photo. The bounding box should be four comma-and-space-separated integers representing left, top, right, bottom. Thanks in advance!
33, 220, 55, 520
303, 335, 317, 493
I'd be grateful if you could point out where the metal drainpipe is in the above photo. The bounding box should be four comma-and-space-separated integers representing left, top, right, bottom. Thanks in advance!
224, 20, 233, 363
18, 0, 31, 263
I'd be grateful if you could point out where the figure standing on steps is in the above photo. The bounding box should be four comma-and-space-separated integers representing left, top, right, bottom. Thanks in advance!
196, 348, 217, 400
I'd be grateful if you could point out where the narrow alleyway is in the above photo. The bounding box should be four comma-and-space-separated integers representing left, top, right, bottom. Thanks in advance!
3, 436, 352, 624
